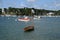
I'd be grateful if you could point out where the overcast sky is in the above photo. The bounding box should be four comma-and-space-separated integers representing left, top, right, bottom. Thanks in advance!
0, 0, 60, 10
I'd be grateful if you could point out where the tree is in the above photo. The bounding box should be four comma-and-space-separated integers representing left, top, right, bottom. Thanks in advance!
0, 8, 2, 15
4, 8, 8, 14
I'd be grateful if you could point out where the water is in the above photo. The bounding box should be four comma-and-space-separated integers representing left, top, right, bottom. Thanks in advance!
0, 16, 60, 40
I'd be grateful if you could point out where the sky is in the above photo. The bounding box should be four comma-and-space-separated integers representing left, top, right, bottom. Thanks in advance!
0, 0, 60, 10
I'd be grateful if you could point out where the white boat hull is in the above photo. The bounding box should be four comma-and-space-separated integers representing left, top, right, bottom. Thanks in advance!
18, 19, 30, 22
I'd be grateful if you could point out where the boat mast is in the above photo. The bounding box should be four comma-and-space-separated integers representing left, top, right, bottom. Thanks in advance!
31, 8, 34, 26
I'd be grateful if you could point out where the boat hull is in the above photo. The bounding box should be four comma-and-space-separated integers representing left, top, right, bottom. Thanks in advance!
24, 26, 34, 32
18, 19, 30, 22
18, 18, 30, 22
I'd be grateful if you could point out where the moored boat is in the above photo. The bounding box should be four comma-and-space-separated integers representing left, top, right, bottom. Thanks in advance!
18, 17, 30, 22
33, 16, 41, 19
24, 26, 34, 32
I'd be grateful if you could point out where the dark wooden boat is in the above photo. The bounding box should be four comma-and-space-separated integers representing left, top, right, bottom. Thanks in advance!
24, 26, 34, 32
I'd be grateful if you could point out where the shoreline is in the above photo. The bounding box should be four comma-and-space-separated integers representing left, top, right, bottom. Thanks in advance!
0, 15, 60, 17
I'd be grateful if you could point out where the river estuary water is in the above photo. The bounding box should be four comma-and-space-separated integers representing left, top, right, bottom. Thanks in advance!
0, 16, 60, 40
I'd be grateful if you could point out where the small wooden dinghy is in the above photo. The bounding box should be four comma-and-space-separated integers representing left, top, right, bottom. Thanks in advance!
24, 26, 34, 32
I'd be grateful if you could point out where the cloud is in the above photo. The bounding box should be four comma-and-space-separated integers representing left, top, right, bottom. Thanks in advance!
44, 4, 48, 7
55, 3, 60, 7
0, 0, 2, 3
27, 0, 36, 2
32, 5, 38, 8
53, 1, 60, 7
20, 2, 27, 7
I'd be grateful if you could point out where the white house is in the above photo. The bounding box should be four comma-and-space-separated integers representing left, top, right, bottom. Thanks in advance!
47, 12, 54, 16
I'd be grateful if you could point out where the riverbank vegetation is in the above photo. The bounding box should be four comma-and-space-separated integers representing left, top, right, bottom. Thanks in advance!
0, 7, 60, 16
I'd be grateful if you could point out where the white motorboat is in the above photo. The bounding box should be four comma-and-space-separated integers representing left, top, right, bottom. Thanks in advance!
33, 16, 41, 19
18, 17, 30, 22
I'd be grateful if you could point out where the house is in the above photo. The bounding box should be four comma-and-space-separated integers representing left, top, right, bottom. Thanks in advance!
47, 12, 54, 16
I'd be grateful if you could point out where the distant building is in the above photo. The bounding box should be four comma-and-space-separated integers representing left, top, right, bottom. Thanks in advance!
47, 12, 54, 16
31, 9, 35, 13
2, 8, 4, 12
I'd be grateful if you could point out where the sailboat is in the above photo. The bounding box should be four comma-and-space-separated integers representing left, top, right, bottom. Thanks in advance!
24, 9, 34, 32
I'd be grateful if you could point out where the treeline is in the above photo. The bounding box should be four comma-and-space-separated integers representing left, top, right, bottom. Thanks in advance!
0, 7, 60, 16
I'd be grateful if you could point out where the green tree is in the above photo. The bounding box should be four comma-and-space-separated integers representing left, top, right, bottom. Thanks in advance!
0, 8, 2, 15
4, 8, 8, 14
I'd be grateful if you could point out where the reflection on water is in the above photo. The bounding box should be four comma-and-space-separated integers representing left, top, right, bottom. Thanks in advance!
0, 16, 60, 40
